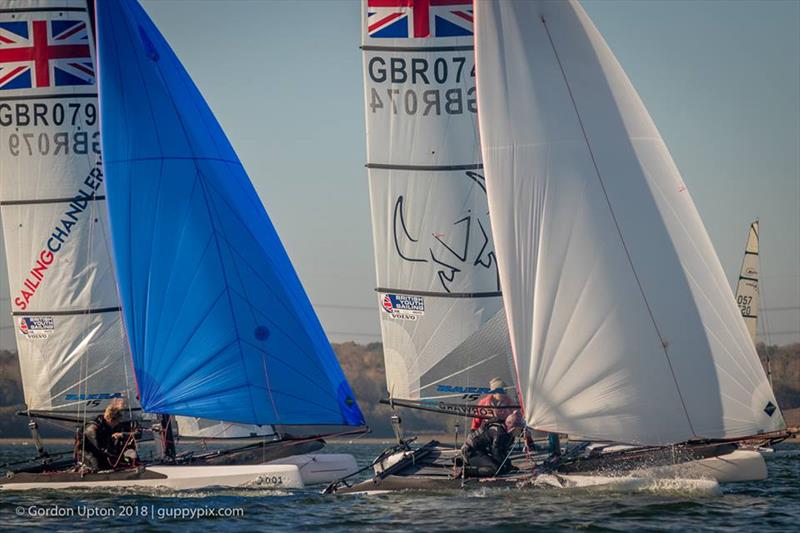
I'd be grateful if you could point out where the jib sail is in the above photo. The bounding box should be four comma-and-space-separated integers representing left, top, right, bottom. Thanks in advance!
475, 0, 784, 444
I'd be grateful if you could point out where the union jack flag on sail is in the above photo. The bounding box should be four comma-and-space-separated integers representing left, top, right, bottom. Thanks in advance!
0, 19, 94, 90
367, 0, 473, 39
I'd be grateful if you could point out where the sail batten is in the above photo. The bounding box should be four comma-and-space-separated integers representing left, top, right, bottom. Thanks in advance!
475, 0, 783, 444
96, 0, 363, 427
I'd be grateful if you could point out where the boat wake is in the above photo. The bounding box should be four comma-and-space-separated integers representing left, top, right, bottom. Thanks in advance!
531, 474, 721, 497
66, 485, 295, 498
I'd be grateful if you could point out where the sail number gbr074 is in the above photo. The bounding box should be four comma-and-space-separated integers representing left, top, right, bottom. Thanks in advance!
366, 55, 476, 116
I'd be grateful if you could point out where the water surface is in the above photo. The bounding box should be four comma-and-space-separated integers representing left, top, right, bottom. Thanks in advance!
1, 442, 797, 531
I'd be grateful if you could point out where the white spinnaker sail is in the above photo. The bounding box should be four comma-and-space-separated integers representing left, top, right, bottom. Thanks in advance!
175, 416, 276, 440
362, 0, 514, 402
735, 220, 759, 343
475, 0, 783, 444
0, 0, 137, 416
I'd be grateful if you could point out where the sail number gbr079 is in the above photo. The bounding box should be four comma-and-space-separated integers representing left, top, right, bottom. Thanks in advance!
1, 101, 100, 157
366, 55, 476, 116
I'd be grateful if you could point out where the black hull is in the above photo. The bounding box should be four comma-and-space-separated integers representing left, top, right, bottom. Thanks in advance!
183, 438, 324, 466
327, 440, 530, 494
335, 473, 524, 493
326, 440, 744, 494
555, 442, 738, 474
3, 467, 167, 486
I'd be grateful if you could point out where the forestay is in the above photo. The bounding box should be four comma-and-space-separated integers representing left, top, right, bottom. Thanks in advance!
735, 220, 759, 343
475, 0, 783, 444
0, 0, 137, 417
95, 0, 364, 427
362, 0, 514, 403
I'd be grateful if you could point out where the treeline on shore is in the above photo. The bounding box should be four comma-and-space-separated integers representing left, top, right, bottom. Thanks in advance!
1, 342, 798, 438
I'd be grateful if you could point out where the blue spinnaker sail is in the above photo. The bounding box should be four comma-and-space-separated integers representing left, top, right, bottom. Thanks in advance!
95, 0, 364, 427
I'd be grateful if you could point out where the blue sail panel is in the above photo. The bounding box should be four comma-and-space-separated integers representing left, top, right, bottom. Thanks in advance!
95, 0, 363, 427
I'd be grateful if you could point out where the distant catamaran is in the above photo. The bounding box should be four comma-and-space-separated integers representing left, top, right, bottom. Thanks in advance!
1, 0, 363, 490
735, 220, 760, 344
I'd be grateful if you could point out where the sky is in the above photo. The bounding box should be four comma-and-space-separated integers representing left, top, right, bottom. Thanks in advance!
1, 0, 798, 349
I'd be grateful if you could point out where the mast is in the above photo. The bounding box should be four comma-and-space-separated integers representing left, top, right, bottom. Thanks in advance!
475, 0, 784, 444
360, 0, 515, 412
0, 0, 139, 433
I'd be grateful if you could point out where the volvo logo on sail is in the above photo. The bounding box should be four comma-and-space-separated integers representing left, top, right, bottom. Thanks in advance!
18, 316, 54, 339
381, 293, 424, 320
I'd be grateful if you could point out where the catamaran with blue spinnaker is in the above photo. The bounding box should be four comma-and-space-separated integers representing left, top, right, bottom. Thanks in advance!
1, 0, 364, 490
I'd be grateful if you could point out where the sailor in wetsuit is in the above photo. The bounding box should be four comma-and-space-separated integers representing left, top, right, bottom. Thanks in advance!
460, 410, 524, 477
77, 400, 138, 473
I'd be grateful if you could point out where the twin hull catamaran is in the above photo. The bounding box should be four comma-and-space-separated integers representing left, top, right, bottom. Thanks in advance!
0, 0, 362, 490
329, 0, 788, 494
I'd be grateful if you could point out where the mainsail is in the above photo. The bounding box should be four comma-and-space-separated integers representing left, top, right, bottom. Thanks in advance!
361, 0, 514, 405
475, 0, 784, 444
95, 0, 364, 427
735, 220, 759, 343
0, 0, 137, 417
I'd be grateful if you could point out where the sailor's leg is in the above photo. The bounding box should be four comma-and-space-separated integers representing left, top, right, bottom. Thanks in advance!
465, 453, 501, 477
79, 450, 100, 473
548, 433, 561, 457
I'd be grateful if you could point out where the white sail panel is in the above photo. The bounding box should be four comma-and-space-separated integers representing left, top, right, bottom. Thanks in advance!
475, 0, 782, 444
362, 0, 515, 402
735, 220, 759, 342
175, 416, 276, 440
0, 0, 137, 416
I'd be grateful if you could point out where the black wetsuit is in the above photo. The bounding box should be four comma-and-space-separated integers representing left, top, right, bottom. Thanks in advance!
460, 422, 515, 477
78, 416, 137, 472
78, 415, 117, 472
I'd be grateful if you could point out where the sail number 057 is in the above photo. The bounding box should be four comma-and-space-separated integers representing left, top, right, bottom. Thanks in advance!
737, 295, 753, 316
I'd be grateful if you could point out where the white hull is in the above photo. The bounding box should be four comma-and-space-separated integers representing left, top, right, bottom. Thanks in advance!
267, 453, 358, 486
1, 453, 359, 491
